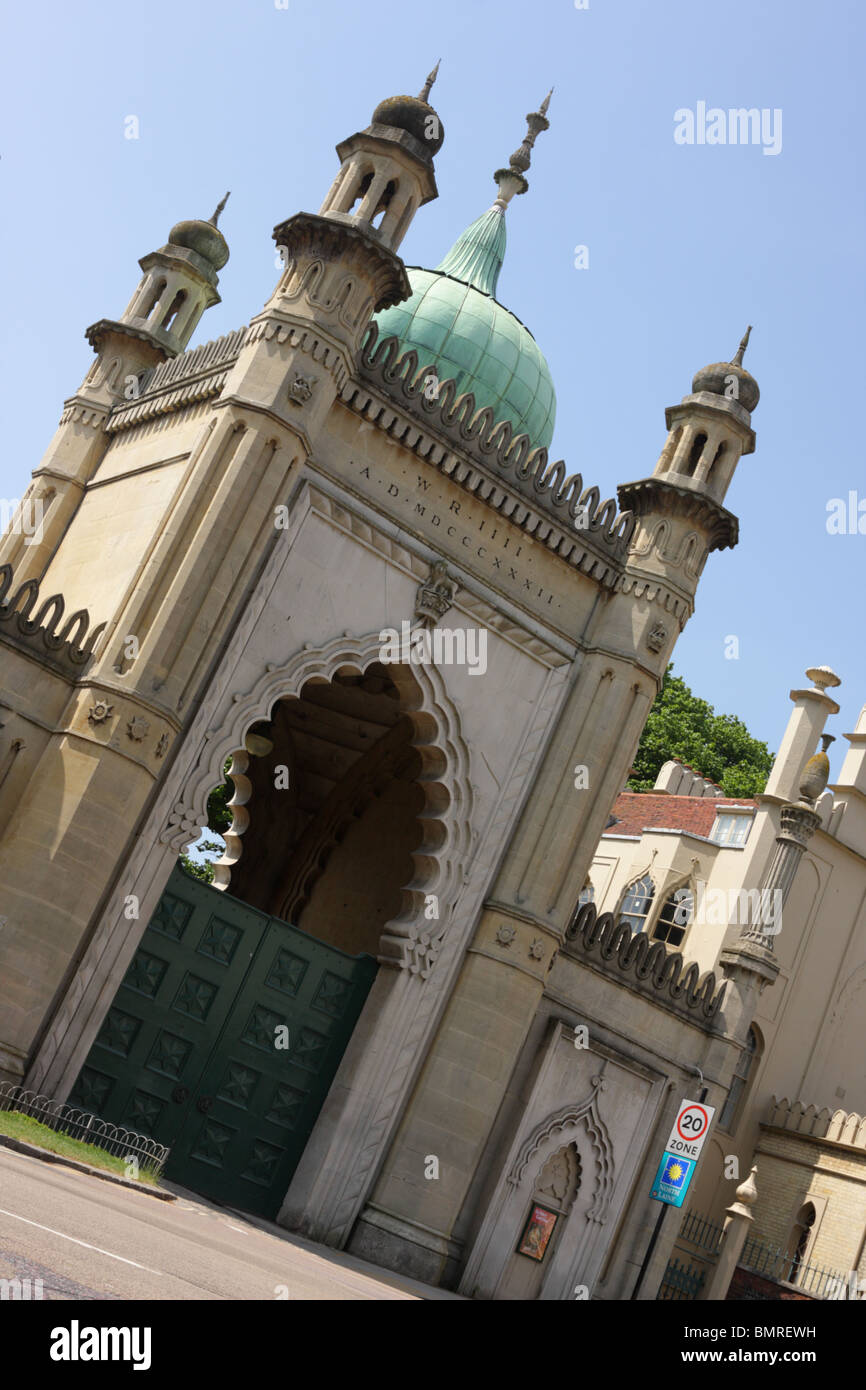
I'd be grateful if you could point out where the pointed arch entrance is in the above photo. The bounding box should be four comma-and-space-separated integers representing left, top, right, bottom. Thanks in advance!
68, 640, 473, 1223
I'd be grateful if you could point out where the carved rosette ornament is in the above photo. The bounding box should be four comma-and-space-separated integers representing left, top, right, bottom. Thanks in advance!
88, 700, 113, 724
415, 561, 458, 626
126, 716, 150, 742
495, 924, 517, 948
154, 732, 170, 759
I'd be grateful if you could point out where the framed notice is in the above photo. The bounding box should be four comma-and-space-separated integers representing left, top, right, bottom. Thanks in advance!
516, 1204, 558, 1261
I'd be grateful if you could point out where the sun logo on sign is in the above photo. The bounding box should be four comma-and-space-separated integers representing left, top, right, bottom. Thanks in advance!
667, 1162, 684, 1182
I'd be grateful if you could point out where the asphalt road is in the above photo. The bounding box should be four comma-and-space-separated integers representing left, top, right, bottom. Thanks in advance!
0, 1146, 458, 1300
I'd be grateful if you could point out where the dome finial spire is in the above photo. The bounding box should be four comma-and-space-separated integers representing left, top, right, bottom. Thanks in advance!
418, 60, 441, 103
732, 325, 752, 367
209, 191, 230, 228
493, 88, 553, 208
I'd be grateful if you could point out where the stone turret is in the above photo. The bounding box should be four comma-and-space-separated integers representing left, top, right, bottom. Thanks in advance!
0, 199, 231, 585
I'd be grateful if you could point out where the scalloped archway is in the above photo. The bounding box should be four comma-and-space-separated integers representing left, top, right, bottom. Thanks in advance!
180, 631, 473, 979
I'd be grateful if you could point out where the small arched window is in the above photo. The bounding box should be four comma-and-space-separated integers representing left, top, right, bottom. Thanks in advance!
142, 277, 167, 320
708, 441, 727, 478
718, 1026, 761, 1132
653, 884, 693, 947
162, 289, 187, 331
787, 1202, 816, 1282
684, 432, 707, 477
619, 873, 654, 933
349, 170, 374, 213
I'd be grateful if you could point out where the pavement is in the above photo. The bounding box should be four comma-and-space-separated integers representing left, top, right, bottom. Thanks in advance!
0, 1145, 462, 1300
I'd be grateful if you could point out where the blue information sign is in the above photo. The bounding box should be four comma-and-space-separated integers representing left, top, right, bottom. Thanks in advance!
650, 1151, 696, 1207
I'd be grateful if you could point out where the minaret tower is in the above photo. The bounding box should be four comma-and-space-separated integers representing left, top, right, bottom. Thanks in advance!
0, 201, 230, 584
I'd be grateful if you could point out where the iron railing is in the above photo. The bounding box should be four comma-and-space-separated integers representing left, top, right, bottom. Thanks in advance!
658, 1258, 706, 1301
740, 1235, 852, 1300
0, 1083, 169, 1179
679, 1209, 724, 1256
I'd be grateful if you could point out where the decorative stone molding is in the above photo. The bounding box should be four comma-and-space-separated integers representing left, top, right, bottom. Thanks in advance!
271, 211, 411, 314
0, 564, 106, 672
616, 574, 691, 630
242, 318, 353, 395
355, 324, 635, 565
184, 631, 473, 979
105, 328, 247, 434
618, 476, 738, 553
159, 802, 207, 854
565, 901, 725, 1022
88, 701, 113, 725
126, 716, 150, 742
58, 398, 110, 428
764, 1095, 866, 1149
414, 560, 458, 625
507, 1078, 615, 1224
646, 621, 667, 653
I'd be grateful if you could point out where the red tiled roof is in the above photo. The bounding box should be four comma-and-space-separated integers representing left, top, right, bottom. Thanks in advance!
604, 792, 758, 839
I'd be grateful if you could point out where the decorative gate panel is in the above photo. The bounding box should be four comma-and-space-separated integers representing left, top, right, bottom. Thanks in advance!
71, 865, 377, 1218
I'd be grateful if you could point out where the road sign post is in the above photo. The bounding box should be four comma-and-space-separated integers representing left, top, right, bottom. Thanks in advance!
631, 1090, 713, 1299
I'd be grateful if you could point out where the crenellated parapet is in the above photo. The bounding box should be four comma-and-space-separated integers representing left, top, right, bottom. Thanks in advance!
0, 564, 105, 673
356, 323, 636, 556
765, 1095, 866, 1150
564, 901, 726, 1023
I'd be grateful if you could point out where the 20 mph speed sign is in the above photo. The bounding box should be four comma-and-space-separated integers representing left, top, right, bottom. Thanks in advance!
650, 1098, 716, 1208
665, 1100, 715, 1159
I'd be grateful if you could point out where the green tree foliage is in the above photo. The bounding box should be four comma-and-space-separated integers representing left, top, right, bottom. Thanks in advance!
627, 665, 774, 797
179, 762, 234, 882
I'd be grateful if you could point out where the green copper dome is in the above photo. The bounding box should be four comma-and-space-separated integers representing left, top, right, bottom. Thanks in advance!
373, 202, 556, 450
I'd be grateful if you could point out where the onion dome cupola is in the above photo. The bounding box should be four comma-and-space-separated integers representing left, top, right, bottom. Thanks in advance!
372, 91, 557, 451
87, 193, 231, 368
641, 326, 760, 520
316, 63, 444, 259
692, 325, 760, 413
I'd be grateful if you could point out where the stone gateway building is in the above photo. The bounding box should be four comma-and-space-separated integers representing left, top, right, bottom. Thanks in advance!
0, 74, 796, 1298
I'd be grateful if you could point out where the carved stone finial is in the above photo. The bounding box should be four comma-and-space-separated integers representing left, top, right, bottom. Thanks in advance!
209, 192, 230, 227
493, 88, 553, 204
734, 1164, 758, 1208
799, 736, 834, 804
731, 325, 752, 367
418, 59, 441, 103
805, 665, 841, 693
415, 561, 458, 626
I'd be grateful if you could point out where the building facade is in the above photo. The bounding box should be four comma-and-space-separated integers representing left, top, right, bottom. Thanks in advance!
588, 677, 866, 1297
0, 76, 772, 1296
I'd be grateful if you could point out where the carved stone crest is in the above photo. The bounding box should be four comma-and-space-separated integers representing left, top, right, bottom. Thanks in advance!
288, 373, 316, 406
415, 561, 458, 626
647, 621, 667, 653
154, 732, 170, 759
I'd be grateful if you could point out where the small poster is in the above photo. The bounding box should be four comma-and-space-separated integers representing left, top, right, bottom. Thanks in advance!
517, 1204, 558, 1260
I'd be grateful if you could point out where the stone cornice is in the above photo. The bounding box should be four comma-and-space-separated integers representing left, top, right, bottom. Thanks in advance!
271, 211, 411, 312
84, 318, 173, 360
617, 476, 739, 552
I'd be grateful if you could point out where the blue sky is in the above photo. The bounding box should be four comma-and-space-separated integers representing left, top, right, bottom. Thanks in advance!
2, 0, 864, 767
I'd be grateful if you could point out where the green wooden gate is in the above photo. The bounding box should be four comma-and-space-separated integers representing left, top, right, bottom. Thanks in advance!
70, 865, 377, 1218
